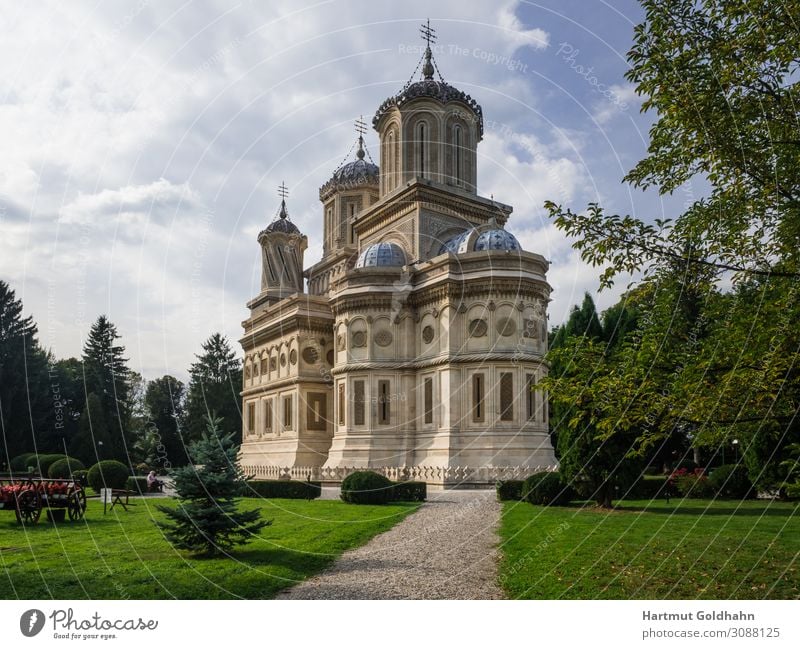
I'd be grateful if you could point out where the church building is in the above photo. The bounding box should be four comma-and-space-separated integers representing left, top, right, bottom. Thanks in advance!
239, 24, 556, 486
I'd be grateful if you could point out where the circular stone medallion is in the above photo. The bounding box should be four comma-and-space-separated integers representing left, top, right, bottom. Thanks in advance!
374, 330, 393, 347
289, 350, 298, 365
302, 346, 319, 364
496, 317, 517, 337
468, 318, 487, 337
352, 331, 367, 348
422, 325, 435, 344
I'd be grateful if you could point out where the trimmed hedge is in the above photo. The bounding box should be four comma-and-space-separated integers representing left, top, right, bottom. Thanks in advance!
391, 481, 427, 502
340, 471, 394, 504
10, 453, 38, 473
36, 454, 68, 475
87, 460, 130, 492
709, 464, 754, 499
126, 476, 151, 494
48, 457, 85, 479
72, 470, 89, 487
246, 480, 322, 499
523, 472, 573, 506
674, 472, 714, 498
496, 480, 526, 501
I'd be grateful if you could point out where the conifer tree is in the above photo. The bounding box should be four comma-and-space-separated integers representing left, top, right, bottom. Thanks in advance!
156, 415, 268, 556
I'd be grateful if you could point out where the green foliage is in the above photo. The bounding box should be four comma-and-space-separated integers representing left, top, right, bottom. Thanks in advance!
390, 481, 427, 502
0, 281, 53, 465
624, 475, 668, 500
156, 415, 269, 556
340, 471, 394, 505
125, 476, 150, 494
523, 472, 573, 506
142, 375, 186, 467
673, 472, 714, 499
245, 480, 322, 499
183, 334, 242, 446
70, 393, 114, 465
86, 460, 130, 491
708, 464, 754, 500
496, 480, 526, 501
48, 457, 85, 478
35, 454, 67, 475
81, 316, 133, 462
9, 453, 38, 473
72, 469, 88, 487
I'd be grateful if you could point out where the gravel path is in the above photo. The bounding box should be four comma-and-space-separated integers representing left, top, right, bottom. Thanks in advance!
277, 489, 504, 599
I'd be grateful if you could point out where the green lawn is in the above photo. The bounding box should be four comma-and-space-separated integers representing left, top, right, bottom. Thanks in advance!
499, 499, 800, 599
0, 497, 418, 599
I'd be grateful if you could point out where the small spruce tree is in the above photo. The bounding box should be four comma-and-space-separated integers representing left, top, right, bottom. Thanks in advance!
156, 415, 268, 556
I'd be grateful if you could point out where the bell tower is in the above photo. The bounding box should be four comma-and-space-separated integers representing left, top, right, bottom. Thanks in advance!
374, 19, 482, 196
256, 182, 307, 306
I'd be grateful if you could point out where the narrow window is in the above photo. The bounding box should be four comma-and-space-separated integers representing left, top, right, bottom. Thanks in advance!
284, 395, 293, 429
247, 402, 255, 434
472, 374, 485, 423
307, 392, 327, 431
264, 399, 273, 433
418, 122, 426, 176
378, 380, 391, 425
500, 372, 514, 421
424, 377, 433, 424
338, 383, 345, 426
526, 374, 536, 421
454, 124, 462, 184
354, 380, 365, 426
261, 358, 268, 375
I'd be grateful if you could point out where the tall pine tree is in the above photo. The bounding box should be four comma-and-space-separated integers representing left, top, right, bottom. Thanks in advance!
0, 280, 51, 466
144, 375, 186, 467
183, 333, 242, 444
81, 316, 132, 462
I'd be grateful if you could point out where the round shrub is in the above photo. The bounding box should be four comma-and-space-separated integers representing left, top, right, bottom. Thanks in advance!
10, 453, 38, 473
340, 471, 393, 505
709, 464, 753, 499
48, 457, 86, 479
35, 454, 67, 475
72, 469, 89, 488
523, 472, 573, 506
673, 472, 714, 498
87, 460, 130, 492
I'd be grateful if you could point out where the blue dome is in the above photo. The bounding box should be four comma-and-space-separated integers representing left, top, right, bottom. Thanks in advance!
355, 242, 407, 268
474, 229, 521, 252
332, 159, 379, 184
439, 229, 476, 255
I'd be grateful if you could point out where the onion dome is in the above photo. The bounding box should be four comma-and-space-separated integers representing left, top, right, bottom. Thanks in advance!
320, 126, 379, 198
355, 242, 407, 268
373, 31, 483, 136
474, 229, 521, 252
258, 198, 301, 239
439, 229, 476, 255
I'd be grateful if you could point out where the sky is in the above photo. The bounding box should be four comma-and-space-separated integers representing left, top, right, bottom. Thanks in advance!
0, 0, 702, 382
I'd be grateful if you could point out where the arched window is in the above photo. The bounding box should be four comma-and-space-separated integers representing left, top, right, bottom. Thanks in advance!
385, 129, 396, 191
454, 124, 462, 185
417, 121, 427, 177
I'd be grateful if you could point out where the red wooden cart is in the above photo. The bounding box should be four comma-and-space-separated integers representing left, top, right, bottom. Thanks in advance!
0, 476, 87, 524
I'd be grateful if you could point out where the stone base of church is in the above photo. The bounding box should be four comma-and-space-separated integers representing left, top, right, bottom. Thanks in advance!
240, 461, 558, 486
239, 434, 332, 473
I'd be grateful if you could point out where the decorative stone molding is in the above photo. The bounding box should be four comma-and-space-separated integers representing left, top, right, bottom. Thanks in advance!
241, 464, 558, 485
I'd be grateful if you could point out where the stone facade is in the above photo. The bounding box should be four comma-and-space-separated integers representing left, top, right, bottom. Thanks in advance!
240, 32, 557, 485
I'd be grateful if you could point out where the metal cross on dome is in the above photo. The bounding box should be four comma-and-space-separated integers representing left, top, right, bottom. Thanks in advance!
420, 18, 436, 47
277, 181, 289, 201
355, 116, 367, 136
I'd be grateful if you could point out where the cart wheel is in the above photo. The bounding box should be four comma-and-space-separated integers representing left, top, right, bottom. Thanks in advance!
15, 489, 42, 525
67, 491, 87, 521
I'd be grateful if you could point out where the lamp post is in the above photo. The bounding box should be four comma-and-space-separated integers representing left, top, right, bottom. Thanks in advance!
732, 439, 739, 462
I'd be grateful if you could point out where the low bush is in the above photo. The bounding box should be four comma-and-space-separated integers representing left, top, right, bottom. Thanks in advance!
35, 454, 67, 476
672, 469, 714, 498
340, 471, 394, 504
72, 470, 89, 487
496, 480, 526, 501
523, 472, 573, 506
125, 476, 150, 494
86, 460, 130, 492
48, 457, 85, 479
246, 480, 322, 499
9, 453, 38, 473
709, 464, 754, 500
391, 481, 427, 502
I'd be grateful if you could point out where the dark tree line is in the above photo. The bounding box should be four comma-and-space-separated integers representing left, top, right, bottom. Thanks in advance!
0, 279, 242, 471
